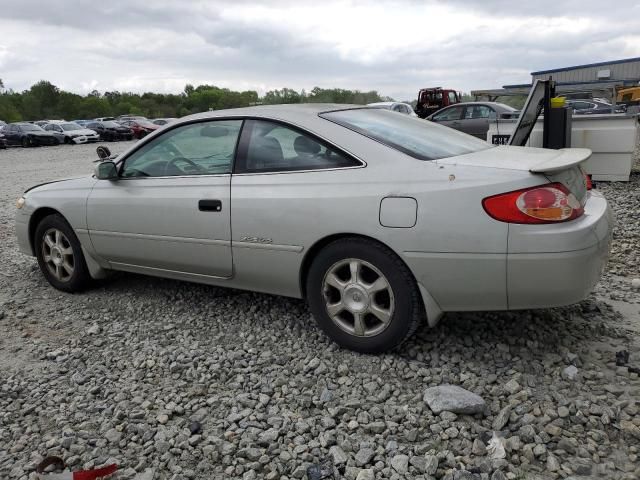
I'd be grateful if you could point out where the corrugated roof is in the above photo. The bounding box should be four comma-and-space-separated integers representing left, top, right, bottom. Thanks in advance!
531, 57, 640, 75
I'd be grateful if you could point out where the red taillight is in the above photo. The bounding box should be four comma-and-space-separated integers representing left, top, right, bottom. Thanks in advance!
482, 183, 584, 224
585, 173, 593, 190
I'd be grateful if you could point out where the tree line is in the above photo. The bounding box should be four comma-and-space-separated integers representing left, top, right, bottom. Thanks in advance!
0, 80, 390, 122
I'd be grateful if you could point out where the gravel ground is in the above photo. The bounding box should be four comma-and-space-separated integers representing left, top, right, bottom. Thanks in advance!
0, 142, 639, 480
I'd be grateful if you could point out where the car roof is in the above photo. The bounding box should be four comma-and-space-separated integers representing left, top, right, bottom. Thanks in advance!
183, 103, 360, 123
440, 102, 516, 112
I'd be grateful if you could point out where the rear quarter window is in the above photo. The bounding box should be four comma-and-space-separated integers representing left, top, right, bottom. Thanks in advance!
320, 108, 493, 160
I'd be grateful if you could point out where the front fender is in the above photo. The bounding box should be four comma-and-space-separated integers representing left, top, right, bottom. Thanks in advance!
19, 176, 97, 254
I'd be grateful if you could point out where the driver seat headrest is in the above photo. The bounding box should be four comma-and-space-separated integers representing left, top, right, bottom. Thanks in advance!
293, 135, 321, 156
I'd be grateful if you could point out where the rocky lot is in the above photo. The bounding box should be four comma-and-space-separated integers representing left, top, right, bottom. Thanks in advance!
0, 142, 639, 480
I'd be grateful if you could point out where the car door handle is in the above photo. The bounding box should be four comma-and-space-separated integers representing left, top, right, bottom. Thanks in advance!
198, 199, 222, 212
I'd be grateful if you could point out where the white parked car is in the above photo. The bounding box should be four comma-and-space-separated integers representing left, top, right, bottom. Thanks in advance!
367, 102, 417, 116
44, 122, 100, 144
15, 104, 612, 353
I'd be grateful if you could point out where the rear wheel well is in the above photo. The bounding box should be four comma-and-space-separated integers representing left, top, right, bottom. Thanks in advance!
28, 207, 63, 255
299, 233, 413, 299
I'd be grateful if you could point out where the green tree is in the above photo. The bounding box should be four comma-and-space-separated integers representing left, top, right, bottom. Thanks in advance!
1, 81, 392, 121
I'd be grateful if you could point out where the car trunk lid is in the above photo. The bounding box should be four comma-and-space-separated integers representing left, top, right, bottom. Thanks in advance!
437, 145, 590, 203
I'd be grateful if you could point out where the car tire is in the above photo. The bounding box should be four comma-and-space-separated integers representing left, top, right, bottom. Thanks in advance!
64, 137, 71, 144
34, 214, 91, 293
21, 137, 30, 148
306, 237, 424, 353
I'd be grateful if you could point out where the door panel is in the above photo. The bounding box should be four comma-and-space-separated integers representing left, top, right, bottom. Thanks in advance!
87, 176, 232, 276
461, 105, 492, 138
86, 119, 242, 278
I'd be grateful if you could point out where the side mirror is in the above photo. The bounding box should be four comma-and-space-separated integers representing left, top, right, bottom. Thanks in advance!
95, 161, 118, 180
96, 145, 111, 159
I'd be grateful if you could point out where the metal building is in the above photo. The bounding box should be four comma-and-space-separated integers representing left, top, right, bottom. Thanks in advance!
472, 57, 640, 102
531, 57, 640, 85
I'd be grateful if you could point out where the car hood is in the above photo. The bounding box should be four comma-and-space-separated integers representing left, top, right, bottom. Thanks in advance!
436, 145, 591, 173
25, 175, 95, 194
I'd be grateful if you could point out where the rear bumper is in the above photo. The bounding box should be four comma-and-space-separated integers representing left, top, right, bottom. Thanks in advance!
507, 190, 612, 309
403, 190, 612, 314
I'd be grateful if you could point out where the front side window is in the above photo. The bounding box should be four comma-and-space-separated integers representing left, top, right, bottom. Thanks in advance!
464, 105, 492, 119
432, 106, 463, 121
121, 120, 242, 177
237, 120, 359, 173
321, 108, 493, 161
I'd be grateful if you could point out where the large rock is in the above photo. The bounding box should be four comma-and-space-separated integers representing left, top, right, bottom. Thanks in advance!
390, 454, 409, 474
356, 470, 375, 480
329, 445, 348, 465
355, 447, 375, 466
492, 405, 512, 431
423, 385, 486, 415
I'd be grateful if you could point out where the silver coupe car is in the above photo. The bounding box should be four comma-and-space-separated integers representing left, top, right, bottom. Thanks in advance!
15, 104, 612, 353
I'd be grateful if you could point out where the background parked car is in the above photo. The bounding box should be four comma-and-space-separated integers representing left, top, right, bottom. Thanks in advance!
116, 115, 148, 123
367, 102, 417, 116
86, 121, 134, 141
94, 117, 116, 122
427, 102, 517, 139
119, 119, 160, 139
44, 122, 100, 144
3, 122, 59, 147
565, 99, 626, 115
0, 120, 6, 130
151, 118, 176, 125
0, 131, 7, 148
72, 119, 93, 127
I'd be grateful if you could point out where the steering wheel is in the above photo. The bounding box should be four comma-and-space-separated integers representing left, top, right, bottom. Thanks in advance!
164, 156, 204, 175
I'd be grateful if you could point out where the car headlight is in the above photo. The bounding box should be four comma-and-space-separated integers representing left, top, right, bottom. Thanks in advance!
16, 197, 25, 209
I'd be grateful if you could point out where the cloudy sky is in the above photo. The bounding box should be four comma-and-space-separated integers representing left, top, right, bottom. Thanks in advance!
1, 0, 639, 100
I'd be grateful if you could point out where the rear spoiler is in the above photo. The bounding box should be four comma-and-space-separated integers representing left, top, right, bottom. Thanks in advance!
529, 148, 591, 174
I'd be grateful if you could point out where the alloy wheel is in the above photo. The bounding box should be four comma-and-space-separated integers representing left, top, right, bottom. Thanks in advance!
322, 258, 395, 337
41, 228, 75, 282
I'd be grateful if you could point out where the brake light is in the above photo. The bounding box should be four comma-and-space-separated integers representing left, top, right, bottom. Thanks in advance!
482, 183, 584, 224
585, 173, 593, 190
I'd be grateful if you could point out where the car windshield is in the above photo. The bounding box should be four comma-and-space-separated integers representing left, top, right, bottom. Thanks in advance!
103, 121, 120, 128
20, 124, 43, 131
61, 123, 82, 131
321, 108, 493, 160
137, 120, 156, 127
